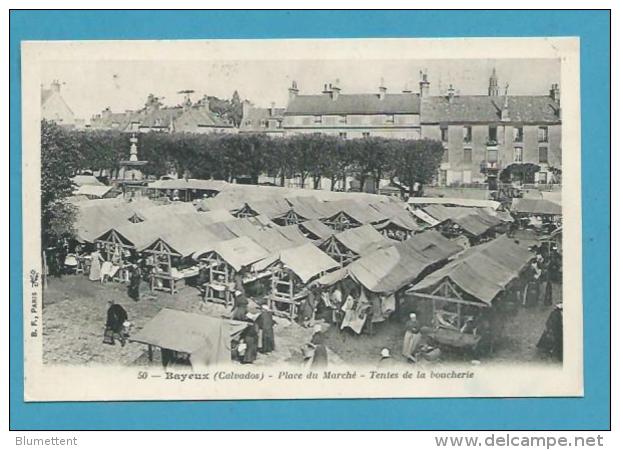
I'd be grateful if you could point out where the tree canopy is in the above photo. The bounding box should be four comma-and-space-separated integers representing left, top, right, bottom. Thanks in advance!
59, 129, 444, 193
41, 120, 80, 248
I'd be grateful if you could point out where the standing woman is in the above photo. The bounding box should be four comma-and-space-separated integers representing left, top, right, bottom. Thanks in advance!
256, 303, 275, 354
128, 264, 141, 302
402, 313, 421, 363
89, 246, 104, 282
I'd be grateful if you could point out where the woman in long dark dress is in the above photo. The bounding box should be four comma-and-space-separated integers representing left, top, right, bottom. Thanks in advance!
128, 265, 141, 301
104, 300, 128, 346
240, 324, 259, 364
310, 325, 328, 368
256, 305, 275, 353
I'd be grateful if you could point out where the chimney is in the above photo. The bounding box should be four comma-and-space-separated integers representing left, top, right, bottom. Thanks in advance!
550, 83, 560, 104
51, 80, 61, 93
500, 83, 510, 121
331, 79, 341, 101
322, 83, 333, 96
488, 68, 499, 97
269, 102, 276, 116
447, 84, 456, 103
378, 77, 387, 100
102, 107, 112, 119
419, 71, 430, 97
288, 80, 299, 101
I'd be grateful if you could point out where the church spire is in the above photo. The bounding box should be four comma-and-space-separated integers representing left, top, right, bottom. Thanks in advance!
488, 67, 499, 97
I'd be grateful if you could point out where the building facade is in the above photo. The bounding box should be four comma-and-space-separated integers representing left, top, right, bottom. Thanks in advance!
41, 80, 76, 127
282, 80, 421, 139
239, 101, 286, 137
90, 94, 235, 134
420, 70, 562, 185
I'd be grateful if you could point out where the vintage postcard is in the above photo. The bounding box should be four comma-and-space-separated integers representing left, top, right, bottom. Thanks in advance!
21, 37, 582, 401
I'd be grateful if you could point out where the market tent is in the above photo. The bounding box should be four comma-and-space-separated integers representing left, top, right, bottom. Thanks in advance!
276, 224, 313, 245
409, 236, 533, 305
130, 308, 248, 368
319, 224, 395, 266
511, 198, 562, 216
409, 208, 441, 227
369, 201, 422, 231
74, 184, 115, 199
96, 219, 164, 251
286, 196, 332, 220
315, 230, 463, 294
422, 204, 472, 223
400, 230, 464, 262
329, 224, 394, 256
298, 218, 335, 241
75, 199, 148, 243
197, 209, 236, 224
279, 243, 340, 283
147, 224, 223, 258
245, 227, 301, 253
223, 217, 275, 237
147, 178, 230, 193
72, 174, 104, 187
238, 198, 292, 220
135, 202, 198, 221
347, 244, 434, 294
451, 213, 499, 237
194, 236, 270, 271
324, 201, 389, 226
204, 221, 239, 241
408, 197, 501, 210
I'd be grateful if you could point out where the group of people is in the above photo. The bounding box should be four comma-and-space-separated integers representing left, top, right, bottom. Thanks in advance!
230, 291, 276, 365
523, 244, 561, 307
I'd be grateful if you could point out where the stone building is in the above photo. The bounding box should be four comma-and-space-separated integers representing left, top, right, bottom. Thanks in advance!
282, 80, 421, 139
41, 80, 76, 127
420, 69, 562, 186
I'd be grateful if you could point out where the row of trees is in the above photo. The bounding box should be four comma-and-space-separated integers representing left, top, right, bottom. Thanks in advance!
66, 126, 445, 192
41, 120, 445, 246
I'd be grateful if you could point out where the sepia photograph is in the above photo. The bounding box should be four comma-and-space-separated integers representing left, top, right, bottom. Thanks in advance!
20, 37, 583, 401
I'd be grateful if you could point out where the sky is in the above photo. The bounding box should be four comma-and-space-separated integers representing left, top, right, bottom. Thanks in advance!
41, 58, 561, 120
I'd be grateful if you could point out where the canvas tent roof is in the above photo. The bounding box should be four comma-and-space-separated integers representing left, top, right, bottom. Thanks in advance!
100, 220, 164, 250
325, 201, 388, 225
74, 184, 114, 198
149, 225, 223, 258
409, 236, 533, 305
409, 208, 441, 227
75, 199, 151, 243
369, 201, 422, 231
136, 202, 197, 221
511, 198, 562, 216
451, 213, 500, 237
316, 230, 463, 294
276, 225, 313, 245
422, 204, 473, 223
330, 224, 394, 256
408, 197, 501, 210
147, 178, 229, 192
299, 219, 335, 241
130, 308, 248, 368
400, 230, 464, 262
279, 243, 340, 283
194, 236, 270, 271
286, 196, 337, 220
72, 174, 104, 187
243, 198, 291, 219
